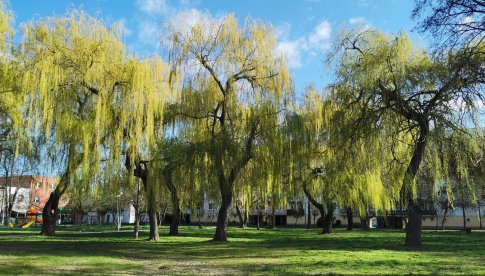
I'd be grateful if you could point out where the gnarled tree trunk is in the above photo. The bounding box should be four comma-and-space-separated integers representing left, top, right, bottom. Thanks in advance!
213, 186, 233, 241
41, 191, 61, 236
403, 125, 428, 247
303, 183, 328, 234
212, 124, 256, 241
41, 148, 76, 236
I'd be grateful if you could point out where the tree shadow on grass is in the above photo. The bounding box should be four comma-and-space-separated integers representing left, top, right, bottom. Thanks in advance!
0, 228, 484, 275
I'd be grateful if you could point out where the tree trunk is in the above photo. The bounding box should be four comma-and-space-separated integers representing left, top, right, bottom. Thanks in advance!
127, 157, 159, 241
403, 124, 428, 247
322, 202, 334, 234
405, 201, 422, 247
147, 209, 159, 241
302, 183, 330, 234
147, 180, 159, 241
271, 208, 276, 229
478, 199, 482, 230
235, 206, 246, 228
164, 168, 180, 236
170, 207, 180, 236
346, 207, 353, 230
256, 206, 260, 230
441, 200, 449, 230
134, 180, 140, 239
306, 201, 311, 228
41, 191, 61, 236
462, 203, 467, 231
360, 210, 370, 230
213, 188, 233, 241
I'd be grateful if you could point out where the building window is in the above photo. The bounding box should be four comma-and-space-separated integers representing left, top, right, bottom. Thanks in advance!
49, 183, 55, 190
208, 202, 214, 210
61, 198, 67, 205
34, 196, 40, 204
35, 182, 42, 189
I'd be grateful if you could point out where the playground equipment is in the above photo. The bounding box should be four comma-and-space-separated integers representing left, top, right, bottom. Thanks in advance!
20, 216, 36, 228
18, 206, 43, 228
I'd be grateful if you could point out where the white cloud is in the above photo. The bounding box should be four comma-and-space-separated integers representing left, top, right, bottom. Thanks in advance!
168, 9, 214, 35
136, 0, 169, 16
138, 20, 160, 46
277, 38, 307, 69
276, 20, 332, 69
274, 22, 292, 40
180, 0, 201, 6
308, 20, 331, 50
349, 16, 371, 30
349, 17, 366, 25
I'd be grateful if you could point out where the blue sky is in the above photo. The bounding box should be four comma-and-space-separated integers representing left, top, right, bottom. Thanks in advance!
11, 0, 420, 95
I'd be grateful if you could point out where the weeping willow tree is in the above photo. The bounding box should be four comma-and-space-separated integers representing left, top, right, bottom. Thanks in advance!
0, 1, 20, 168
437, 129, 484, 230
286, 86, 404, 234
165, 14, 291, 241
149, 138, 208, 235
18, 10, 172, 236
327, 28, 484, 246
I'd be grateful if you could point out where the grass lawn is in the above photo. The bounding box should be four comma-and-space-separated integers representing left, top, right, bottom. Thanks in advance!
0, 226, 484, 275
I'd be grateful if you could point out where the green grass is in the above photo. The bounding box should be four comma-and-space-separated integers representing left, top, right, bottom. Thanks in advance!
0, 226, 484, 275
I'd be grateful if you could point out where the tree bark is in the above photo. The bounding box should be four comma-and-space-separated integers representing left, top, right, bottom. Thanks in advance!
41, 191, 61, 236
478, 199, 482, 230
41, 147, 77, 236
360, 216, 370, 230
256, 206, 260, 230
346, 207, 353, 230
212, 124, 256, 241
303, 183, 326, 232
306, 201, 311, 228
322, 202, 334, 234
125, 156, 159, 241
405, 201, 423, 247
441, 199, 449, 230
146, 179, 159, 241
213, 188, 233, 241
235, 205, 247, 228
462, 202, 467, 231
134, 180, 140, 239
403, 124, 428, 247
164, 167, 180, 236
271, 208, 276, 229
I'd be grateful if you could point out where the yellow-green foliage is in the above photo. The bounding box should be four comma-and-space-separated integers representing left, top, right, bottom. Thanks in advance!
0, 0, 13, 51
166, 13, 291, 208
324, 26, 485, 218
18, 10, 173, 180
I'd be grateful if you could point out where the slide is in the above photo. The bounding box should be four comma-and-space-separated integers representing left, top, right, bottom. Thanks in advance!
21, 216, 36, 228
